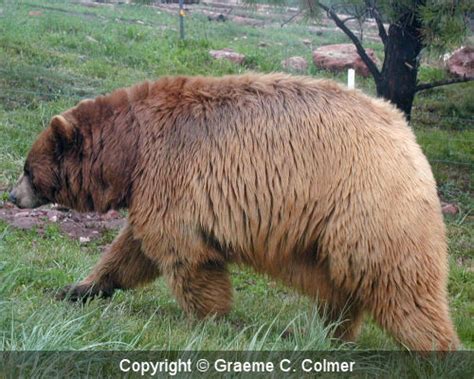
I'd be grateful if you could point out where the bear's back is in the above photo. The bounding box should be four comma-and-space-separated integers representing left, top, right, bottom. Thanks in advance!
123, 74, 441, 275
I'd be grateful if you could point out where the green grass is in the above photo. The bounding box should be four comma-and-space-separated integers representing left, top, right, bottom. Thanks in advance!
0, 0, 472, 369
0, 222, 339, 351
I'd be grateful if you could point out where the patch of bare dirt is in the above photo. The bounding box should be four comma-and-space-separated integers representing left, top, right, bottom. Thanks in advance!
0, 201, 125, 242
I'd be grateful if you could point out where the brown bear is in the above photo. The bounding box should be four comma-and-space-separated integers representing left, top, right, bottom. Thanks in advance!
9, 73, 459, 351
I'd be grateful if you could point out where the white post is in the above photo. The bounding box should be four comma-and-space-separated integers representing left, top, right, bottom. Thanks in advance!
347, 69, 355, 89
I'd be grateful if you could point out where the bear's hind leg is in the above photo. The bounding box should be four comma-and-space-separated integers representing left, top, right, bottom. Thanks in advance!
369, 278, 460, 351
164, 258, 233, 318
58, 223, 160, 302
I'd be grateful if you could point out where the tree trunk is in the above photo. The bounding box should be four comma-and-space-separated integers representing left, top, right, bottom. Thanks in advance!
376, 22, 423, 120
375, 23, 423, 120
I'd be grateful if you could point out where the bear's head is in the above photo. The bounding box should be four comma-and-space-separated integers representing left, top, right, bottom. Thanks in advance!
9, 115, 81, 209
10, 91, 139, 213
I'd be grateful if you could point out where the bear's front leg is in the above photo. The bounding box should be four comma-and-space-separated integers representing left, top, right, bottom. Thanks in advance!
57, 223, 160, 302
164, 258, 233, 318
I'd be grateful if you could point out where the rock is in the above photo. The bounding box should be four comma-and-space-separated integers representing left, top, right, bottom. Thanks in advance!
209, 49, 245, 65
49, 215, 58, 223
102, 209, 120, 220
281, 56, 308, 73
208, 14, 227, 22
312, 44, 379, 77
446, 46, 474, 78
441, 202, 459, 215
308, 26, 332, 35
79, 236, 91, 244
14, 211, 30, 218
301, 39, 312, 46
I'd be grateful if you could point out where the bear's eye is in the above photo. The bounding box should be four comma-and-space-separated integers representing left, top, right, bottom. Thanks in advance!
23, 163, 36, 187
23, 163, 30, 177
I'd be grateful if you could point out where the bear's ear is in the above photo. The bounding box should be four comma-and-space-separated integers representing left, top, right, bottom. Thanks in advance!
50, 115, 75, 155
50, 115, 74, 143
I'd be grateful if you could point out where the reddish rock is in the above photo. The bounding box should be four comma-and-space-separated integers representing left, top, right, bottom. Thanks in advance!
209, 49, 245, 65
312, 44, 379, 77
102, 209, 120, 220
281, 56, 308, 73
441, 202, 459, 215
446, 46, 474, 78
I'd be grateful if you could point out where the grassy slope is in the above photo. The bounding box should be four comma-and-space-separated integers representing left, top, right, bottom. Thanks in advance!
0, 0, 472, 354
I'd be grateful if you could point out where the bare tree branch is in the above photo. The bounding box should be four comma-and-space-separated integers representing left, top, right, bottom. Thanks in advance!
415, 76, 474, 92
281, 10, 303, 28
365, 1, 388, 45
316, 1, 381, 80
340, 16, 359, 24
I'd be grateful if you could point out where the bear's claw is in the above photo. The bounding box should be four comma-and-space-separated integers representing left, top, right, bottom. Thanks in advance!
56, 283, 114, 303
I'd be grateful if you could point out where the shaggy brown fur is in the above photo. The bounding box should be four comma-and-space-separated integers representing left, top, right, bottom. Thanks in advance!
11, 73, 459, 351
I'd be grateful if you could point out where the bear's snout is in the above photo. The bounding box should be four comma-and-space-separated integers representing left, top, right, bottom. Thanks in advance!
10, 174, 46, 209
